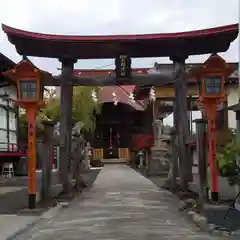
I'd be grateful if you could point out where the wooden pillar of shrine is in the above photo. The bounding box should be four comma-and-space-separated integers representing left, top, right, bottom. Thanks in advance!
171, 54, 192, 191
59, 58, 76, 193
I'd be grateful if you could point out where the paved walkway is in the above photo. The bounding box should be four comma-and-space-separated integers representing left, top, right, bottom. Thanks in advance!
19, 165, 220, 239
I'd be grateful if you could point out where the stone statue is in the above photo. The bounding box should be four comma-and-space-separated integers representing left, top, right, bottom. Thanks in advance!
154, 119, 163, 146
72, 121, 84, 136
84, 141, 92, 170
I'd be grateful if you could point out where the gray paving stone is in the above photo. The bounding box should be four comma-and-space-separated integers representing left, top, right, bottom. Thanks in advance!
17, 164, 222, 239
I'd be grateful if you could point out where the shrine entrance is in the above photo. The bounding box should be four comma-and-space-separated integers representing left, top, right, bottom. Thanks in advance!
93, 103, 133, 160
92, 99, 148, 163
101, 106, 130, 160
2, 23, 238, 197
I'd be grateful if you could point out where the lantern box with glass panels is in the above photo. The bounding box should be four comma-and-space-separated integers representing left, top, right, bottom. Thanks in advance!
200, 74, 224, 99
3, 59, 44, 103
189, 53, 234, 102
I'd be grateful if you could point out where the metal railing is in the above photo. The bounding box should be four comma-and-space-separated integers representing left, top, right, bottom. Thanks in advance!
0, 142, 27, 154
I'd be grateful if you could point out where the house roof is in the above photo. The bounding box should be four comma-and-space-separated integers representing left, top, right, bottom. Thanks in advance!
0, 53, 16, 71
2, 23, 238, 59
74, 62, 238, 82
132, 62, 238, 99
0, 53, 16, 86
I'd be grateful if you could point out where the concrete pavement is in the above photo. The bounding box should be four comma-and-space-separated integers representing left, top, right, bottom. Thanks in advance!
16, 164, 222, 239
0, 171, 60, 214
0, 172, 61, 239
0, 215, 38, 239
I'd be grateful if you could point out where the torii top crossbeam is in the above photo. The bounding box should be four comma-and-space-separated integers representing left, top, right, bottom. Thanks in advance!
2, 24, 238, 59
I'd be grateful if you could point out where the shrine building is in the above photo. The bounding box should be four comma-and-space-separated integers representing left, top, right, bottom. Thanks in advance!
55, 60, 238, 165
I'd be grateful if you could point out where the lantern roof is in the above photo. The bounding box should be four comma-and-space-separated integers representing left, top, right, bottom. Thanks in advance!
188, 54, 236, 79
2, 23, 238, 59
2, 57, 52, 83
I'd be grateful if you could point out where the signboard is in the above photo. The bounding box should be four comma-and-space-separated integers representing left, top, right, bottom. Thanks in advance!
115, 55, 131, 82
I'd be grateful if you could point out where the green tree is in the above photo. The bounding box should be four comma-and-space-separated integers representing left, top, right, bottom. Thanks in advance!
42, 86, 101, 132
19, 86, 101, 141
217, 138, 240, 187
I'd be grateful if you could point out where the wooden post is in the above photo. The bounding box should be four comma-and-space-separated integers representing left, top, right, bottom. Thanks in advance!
170, 128, 178, 192
171, 55, 191, 191
72, 134, 79, 190
40, 120, 54, 203
173, 97, 179, 177
195, 119, 207, 207
231, 106, 240, 200
26, 107, 37, 209
188, 95, 193, 134
223, 101, 229, 128
72, 134, 86, 191
204, 103, 219, 201
59, 58, 76, 193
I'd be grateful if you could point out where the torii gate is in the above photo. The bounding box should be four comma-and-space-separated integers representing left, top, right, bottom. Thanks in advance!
2, 23, 238, 192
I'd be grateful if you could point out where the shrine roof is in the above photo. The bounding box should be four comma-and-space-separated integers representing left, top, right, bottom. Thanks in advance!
99, 85, 145, 111
2, 24, 238, 59
72, 70, 144, 110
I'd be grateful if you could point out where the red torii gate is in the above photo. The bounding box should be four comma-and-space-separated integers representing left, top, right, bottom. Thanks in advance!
2, 23, 238, 194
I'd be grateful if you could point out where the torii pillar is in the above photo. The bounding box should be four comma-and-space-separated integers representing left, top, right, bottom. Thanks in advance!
59, 58, 77, 193
170, 54, 192, 191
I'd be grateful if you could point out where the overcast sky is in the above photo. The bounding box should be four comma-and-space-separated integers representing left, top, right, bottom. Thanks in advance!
0, 0, 239, 75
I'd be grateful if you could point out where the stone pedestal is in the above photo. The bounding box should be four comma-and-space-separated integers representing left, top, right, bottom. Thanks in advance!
147, 119, 170, 176
148, 138, 169, 176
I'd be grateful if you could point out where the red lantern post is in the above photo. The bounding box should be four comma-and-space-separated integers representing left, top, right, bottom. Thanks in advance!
189, 54, 234, 202
3, 58, 46, 209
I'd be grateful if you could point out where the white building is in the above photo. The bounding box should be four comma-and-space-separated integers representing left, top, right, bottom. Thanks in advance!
0, 53, 18, 153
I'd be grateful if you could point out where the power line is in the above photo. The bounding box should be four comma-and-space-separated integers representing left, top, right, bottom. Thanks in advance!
92, 63, 114, 70
57, 63, 114, 71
